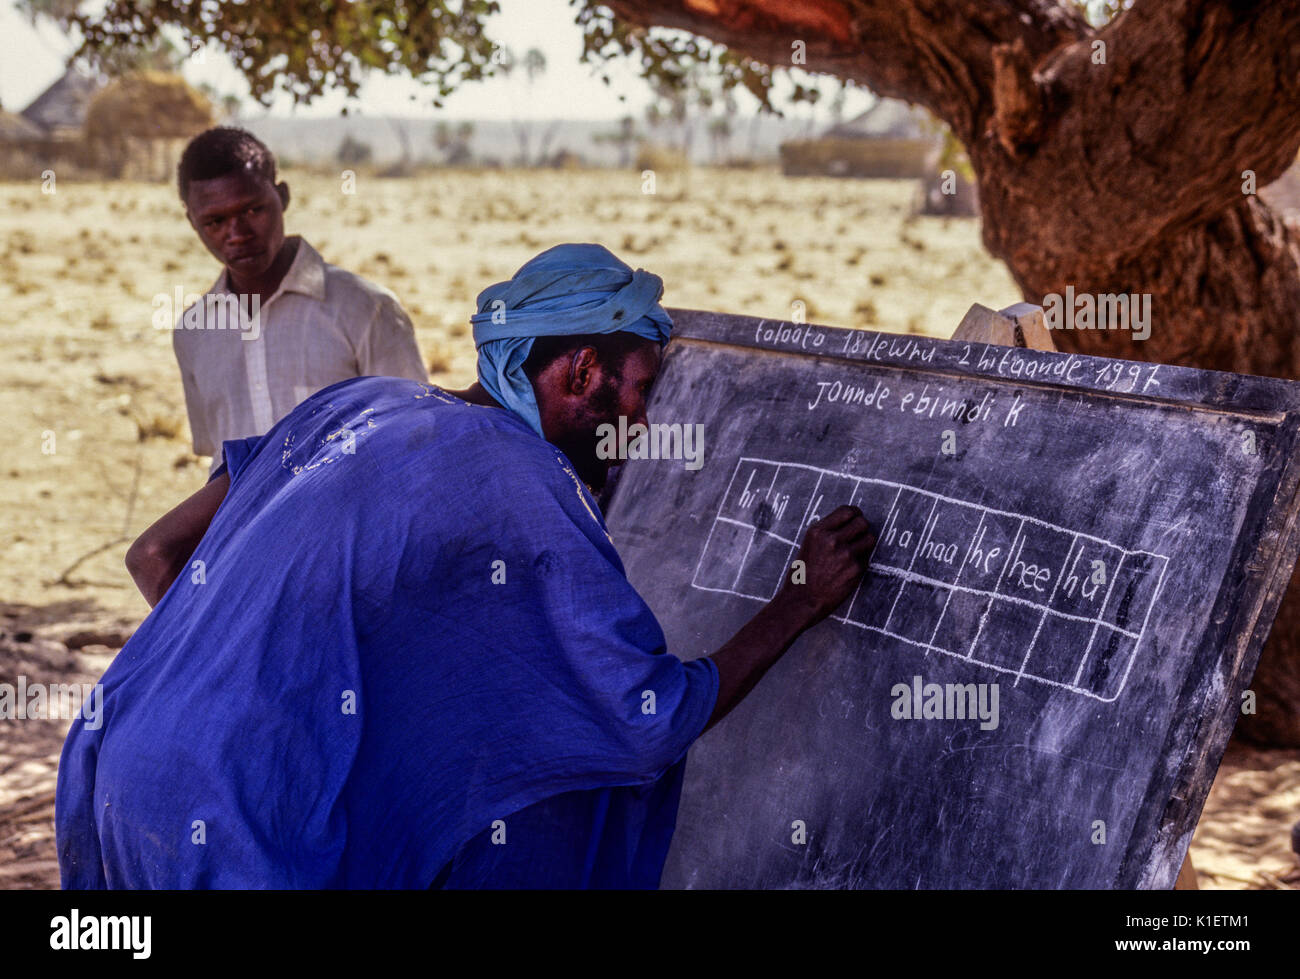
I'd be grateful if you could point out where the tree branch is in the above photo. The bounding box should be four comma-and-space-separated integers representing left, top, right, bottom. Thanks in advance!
606, 0, 1300, 267
992, 36, 1046, 155
605, 0, 1090, 142
1002, 0, 1300, 262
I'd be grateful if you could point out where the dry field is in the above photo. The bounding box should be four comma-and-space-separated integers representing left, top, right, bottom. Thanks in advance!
0, 166, 1294, 889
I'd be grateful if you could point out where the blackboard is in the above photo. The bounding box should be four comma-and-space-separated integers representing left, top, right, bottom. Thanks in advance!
602, 308, 1300, 889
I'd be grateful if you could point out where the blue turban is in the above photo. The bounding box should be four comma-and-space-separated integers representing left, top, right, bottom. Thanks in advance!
471, 243, 674, 437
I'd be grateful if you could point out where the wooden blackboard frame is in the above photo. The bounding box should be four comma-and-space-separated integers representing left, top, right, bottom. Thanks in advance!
606, 307, 1300, 888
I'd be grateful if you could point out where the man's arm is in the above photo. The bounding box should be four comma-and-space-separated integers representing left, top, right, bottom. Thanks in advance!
125, 473, 230, 608
704, 506, 875, 732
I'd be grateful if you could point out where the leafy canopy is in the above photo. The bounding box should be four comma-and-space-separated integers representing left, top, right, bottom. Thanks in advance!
20, 0, 1126, 129
20, 0, 829, 114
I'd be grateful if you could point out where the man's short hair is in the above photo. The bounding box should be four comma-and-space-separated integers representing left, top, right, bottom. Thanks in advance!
521, 332, 654, 386
178, 127, 278, 203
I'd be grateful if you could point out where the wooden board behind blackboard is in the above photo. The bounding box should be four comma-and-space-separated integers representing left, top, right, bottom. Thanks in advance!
603, 309, 1300, 889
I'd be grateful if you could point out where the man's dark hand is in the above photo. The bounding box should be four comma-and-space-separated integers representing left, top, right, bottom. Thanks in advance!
773, 505, 876, 624
704, 504, 876, 731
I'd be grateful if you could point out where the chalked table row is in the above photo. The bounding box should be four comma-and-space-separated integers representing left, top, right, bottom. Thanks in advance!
692, 458, 1168, 702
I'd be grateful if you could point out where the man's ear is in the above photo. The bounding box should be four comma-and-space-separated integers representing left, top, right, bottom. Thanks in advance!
276, 181, 290, 212
568, 346, 599, 395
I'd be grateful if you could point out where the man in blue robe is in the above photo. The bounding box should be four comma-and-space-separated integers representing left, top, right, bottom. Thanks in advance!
56, 244, 875, 888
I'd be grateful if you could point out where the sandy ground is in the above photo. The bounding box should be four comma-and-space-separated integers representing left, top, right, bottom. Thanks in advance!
0, 166, 1295, 889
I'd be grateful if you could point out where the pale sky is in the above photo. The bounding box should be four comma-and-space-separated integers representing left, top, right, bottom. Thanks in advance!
0, 0, 871, 122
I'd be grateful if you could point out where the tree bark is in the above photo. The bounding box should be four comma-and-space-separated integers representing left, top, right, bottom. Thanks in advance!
608, 0, 1300, 744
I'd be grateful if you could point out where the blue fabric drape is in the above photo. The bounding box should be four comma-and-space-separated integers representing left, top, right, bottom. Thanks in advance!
56, 377, 717, 888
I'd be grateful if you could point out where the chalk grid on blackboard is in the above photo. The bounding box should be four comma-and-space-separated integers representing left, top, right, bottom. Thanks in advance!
692, 457, 1169, 703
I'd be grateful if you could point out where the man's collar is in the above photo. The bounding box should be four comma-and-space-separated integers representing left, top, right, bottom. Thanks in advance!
277, 237, 327, 301
212, 236, 326, 302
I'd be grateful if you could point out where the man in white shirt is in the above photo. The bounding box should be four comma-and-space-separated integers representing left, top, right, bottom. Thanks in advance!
173, 127, 428, 473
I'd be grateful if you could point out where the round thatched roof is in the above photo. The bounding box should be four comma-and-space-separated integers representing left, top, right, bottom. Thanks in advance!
0, 109, 45, 142
84, 72, 213, 141
20, 66, 105, 134
824, 98, 937, 142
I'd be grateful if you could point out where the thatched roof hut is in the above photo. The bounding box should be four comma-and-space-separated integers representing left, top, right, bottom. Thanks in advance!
780, 97, 942, 178
83, 72, 214, 180
824, 99, 935, 141
1, 89, 80, 176
84, 71, 214, 142
0, 109, 45, 143
21, 66, 105, 139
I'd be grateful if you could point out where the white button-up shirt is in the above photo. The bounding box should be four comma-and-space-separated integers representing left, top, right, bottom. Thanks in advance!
172, 236, 428, 470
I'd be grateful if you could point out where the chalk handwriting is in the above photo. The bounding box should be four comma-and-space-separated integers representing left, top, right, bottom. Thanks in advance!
693, 457, 1168, 704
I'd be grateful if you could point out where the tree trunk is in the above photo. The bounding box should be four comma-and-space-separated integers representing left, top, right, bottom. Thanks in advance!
607, 0, 1300, 744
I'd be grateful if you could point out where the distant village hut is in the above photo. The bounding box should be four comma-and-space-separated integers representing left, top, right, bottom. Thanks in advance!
0, 66, 104, 175
0, 107, 45, 144
20, 65, 105, 143
0, 108, 47, 176
779, 98, 942, 178
83, 72, 214, 181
